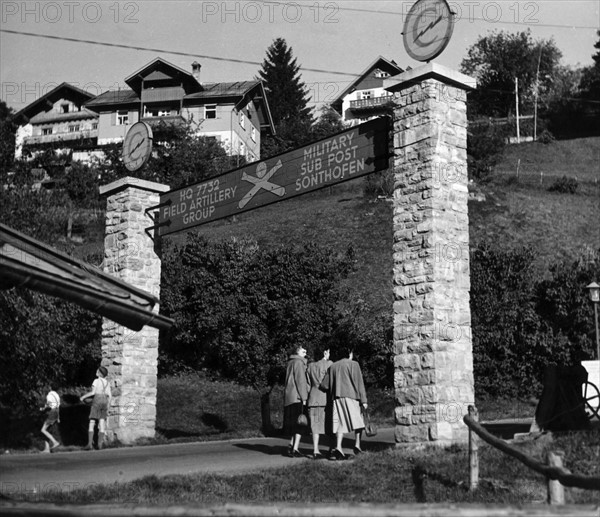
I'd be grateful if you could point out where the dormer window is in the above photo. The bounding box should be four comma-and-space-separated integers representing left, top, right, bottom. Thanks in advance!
374, 69, 390, 78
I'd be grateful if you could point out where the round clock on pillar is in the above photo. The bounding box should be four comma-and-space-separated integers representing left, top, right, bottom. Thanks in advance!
403, 0, 455, 62
122, 122, 153, 172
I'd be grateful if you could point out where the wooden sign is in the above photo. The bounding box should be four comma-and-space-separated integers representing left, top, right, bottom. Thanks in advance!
156, 117, 389, 237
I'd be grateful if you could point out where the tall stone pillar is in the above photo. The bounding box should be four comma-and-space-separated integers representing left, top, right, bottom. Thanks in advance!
99, 177, 170, 444
385, 64, 476, 445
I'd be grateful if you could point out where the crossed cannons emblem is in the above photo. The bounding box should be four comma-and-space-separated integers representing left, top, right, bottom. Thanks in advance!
238, 160, 286, 209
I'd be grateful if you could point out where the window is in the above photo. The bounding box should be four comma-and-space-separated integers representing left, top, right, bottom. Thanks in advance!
42, 127, 53, 135
61, 104, 69, 113
360, 90, 373, 100
240, 112, 245, 129
92, 122, 98, 130
68, 125, 80, 133
251, 126, 256, 142
117, 110, 129, 125
205, 105, 216, 119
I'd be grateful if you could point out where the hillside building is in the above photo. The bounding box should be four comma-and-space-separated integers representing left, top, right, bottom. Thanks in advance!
85, 58, 274, 163
13, 83, 99, 161
331, 57, 406, 124
13, 58, 275, 166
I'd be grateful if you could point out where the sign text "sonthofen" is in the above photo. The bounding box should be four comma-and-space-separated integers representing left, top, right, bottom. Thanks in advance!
157, 117, 389, 236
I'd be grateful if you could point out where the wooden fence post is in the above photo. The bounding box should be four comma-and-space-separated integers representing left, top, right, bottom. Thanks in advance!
468, 405, 479, 491
547, 450, 565, 505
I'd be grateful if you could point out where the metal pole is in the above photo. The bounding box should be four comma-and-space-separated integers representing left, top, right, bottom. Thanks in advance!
595, 302, 599, 362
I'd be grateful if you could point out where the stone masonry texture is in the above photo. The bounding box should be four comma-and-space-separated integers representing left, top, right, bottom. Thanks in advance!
101, 179, 166, 444
392, 79, 475, 445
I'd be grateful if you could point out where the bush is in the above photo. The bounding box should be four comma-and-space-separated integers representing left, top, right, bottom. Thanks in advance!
470, 243, 599, 399
537, 129, 555, 144
548, 175, 579, 194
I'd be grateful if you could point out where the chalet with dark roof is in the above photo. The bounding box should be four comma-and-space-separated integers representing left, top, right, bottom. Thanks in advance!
85, 58, 275, 162
330, 57, 406, 124
13, 83, 99, 159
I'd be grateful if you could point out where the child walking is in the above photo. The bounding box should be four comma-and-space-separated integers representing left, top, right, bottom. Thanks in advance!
40, 386, 61, 452
80, 366, 111, 450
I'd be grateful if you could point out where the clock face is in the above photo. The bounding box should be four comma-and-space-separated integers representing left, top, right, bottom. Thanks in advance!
403, 0, 455, 62
122, 122, 153, 172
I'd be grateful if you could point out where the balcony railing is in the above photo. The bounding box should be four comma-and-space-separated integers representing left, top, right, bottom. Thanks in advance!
24, 130, 98, 145
349, 96, 395, 111
141, 115, 186, 127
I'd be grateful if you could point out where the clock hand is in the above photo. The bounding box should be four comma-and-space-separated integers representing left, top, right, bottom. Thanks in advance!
416, 14, 443, 40
130, 137, 146, 156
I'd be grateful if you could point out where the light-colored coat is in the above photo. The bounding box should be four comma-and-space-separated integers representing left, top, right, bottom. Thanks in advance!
320, 358, 367, 404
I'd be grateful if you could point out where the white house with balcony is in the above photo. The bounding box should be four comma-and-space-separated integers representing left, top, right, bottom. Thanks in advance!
13, 83, 99, 161
331, 57, 406, 124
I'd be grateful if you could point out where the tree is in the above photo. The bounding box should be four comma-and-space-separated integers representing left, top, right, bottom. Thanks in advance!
461, 30, 562, 118
160, 235, 356, 434
310, 105, 346, 141
95, 119, 233, 188
258, 38, 314, 157
0, 100, 17, 176
579, 30, 600, 102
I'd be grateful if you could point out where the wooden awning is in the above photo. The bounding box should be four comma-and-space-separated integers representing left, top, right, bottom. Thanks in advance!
0, 223, 174, 331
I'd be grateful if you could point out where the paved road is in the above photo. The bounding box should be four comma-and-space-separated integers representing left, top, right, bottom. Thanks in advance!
0, 428, 396, 495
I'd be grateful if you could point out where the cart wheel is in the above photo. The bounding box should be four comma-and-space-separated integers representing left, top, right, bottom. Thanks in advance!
583, 381, 600, 421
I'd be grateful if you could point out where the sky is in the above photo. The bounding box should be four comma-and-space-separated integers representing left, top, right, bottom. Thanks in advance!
1, 0, 599, 113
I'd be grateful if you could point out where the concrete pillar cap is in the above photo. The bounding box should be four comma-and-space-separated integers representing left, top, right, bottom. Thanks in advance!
99, 177, 170, 197
384, 63, 476, 92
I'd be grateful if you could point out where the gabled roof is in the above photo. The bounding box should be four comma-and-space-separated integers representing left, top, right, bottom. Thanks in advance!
124, 57, 203, 95
186, 81, 275, 133
330, 56, 405, 111
85, 90, 140, 109
13, 83, 96, 125
0, 223, 174, 331
85, 76, 276, 134
29, 108, 98, 125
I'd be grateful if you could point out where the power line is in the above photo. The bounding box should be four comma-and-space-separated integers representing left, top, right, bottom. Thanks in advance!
259, 1, 599, 30
0, 29, 360, 78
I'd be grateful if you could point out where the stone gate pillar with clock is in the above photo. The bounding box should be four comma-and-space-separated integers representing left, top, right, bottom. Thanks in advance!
99, 122, 169, 444
387, 0, 477, 445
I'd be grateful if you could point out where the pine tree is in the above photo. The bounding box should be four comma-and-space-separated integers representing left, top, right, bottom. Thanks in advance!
258, 38, 313, 156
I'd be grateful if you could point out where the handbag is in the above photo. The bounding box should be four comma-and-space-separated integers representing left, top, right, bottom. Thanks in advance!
363, 408, 378, 437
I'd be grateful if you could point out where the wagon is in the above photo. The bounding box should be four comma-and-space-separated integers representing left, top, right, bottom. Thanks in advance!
581, 360, 600, 421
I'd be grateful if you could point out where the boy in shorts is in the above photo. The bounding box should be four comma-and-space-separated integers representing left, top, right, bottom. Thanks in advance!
80, 366, 111, 450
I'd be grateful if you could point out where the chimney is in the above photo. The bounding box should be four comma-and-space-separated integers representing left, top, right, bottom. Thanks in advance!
192, 61, 201, 83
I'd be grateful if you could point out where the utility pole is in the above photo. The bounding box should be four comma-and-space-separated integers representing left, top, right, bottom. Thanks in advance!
534, 47, 542, 141
515, 77, 520, 144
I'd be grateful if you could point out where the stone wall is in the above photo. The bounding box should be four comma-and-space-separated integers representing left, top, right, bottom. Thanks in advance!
387, 66, 475, 445
99, 177, 169, 444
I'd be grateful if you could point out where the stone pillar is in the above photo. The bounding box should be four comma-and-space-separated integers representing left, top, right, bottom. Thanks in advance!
99, 177, 170, 444
384, 64, 476, 445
